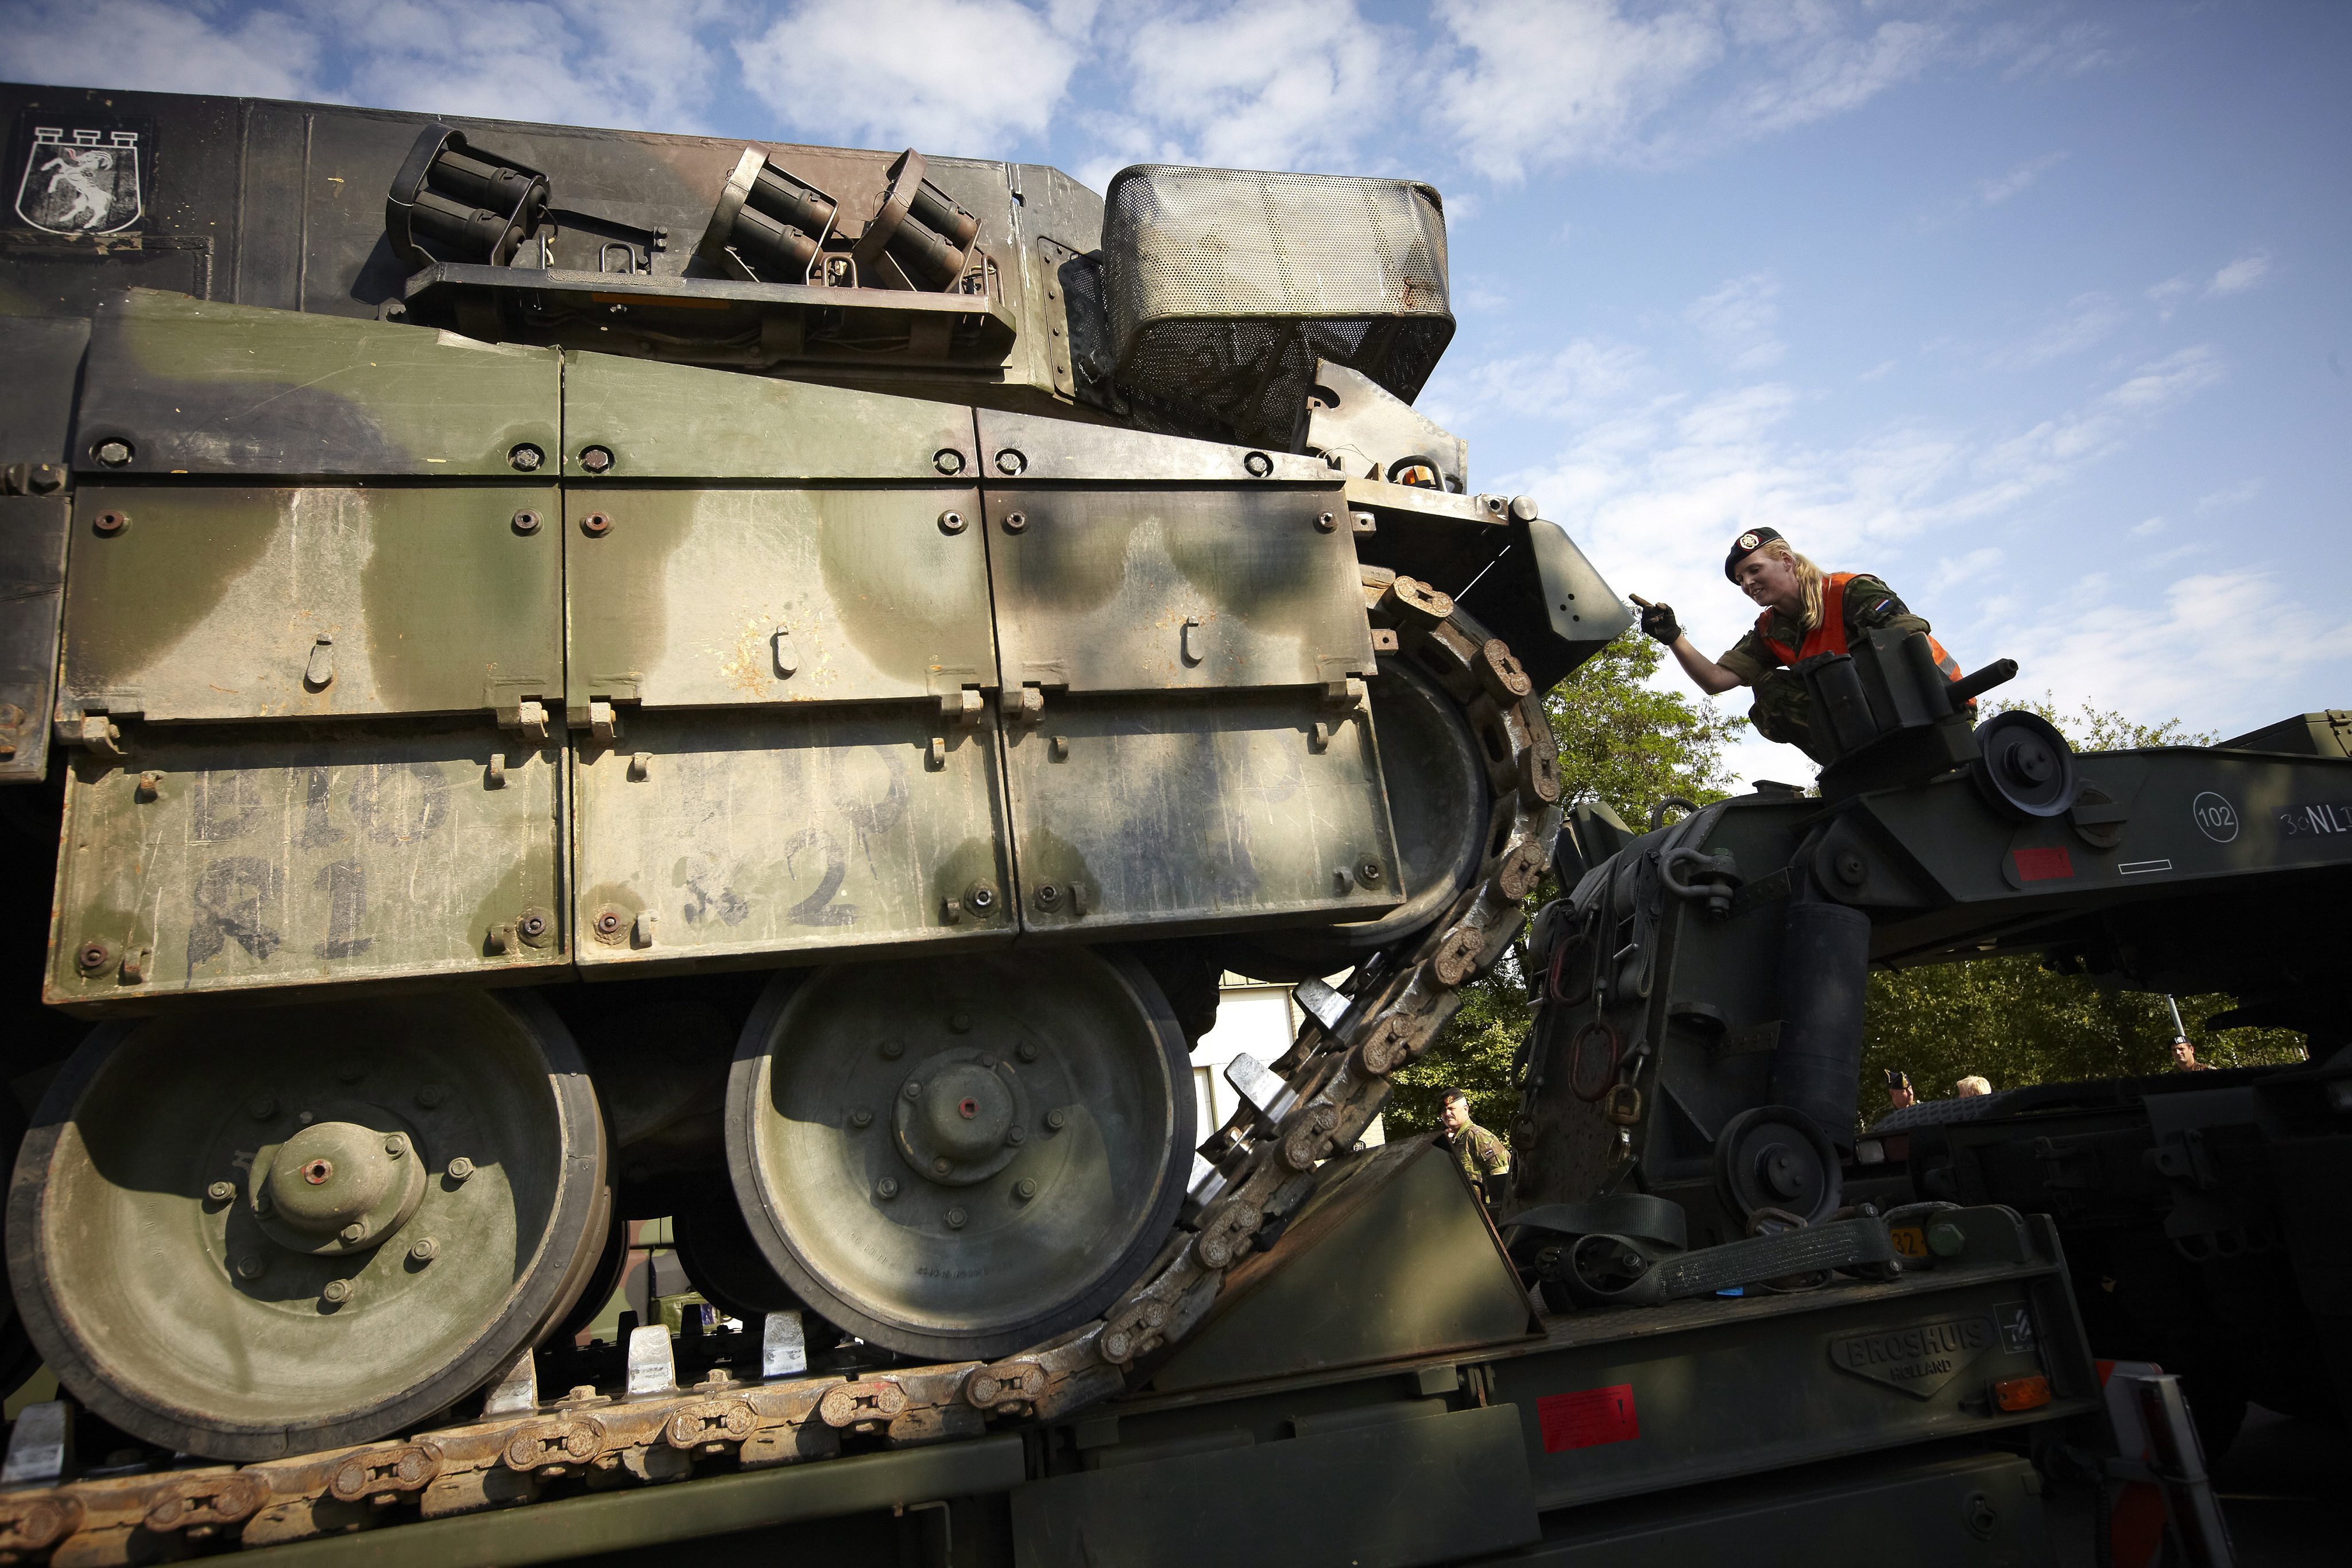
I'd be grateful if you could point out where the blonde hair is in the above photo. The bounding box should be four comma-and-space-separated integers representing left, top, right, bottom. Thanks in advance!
1754, 537, 1829, 630
1955, 1075, 1993, 1097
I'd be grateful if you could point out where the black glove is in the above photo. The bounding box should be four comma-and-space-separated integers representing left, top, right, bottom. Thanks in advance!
1637, 601, 1681, 645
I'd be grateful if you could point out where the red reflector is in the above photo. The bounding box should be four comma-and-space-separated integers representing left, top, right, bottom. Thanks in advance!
2012, 846, 2074, 882
1537, 1385, 1641, 1451
1993, 1374, 2051, 1412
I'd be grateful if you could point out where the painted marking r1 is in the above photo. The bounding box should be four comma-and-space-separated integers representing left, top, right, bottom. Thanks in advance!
1538, 1384, 1640, 1452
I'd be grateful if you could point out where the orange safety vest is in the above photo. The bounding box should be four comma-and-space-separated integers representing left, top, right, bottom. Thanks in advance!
1757, 572, 1966, 687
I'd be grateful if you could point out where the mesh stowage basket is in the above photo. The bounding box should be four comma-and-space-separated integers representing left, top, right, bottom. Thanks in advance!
1100, 165, 1454, 449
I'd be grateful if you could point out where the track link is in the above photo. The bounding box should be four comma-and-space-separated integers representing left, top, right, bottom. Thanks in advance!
0, 568, 1561, 1563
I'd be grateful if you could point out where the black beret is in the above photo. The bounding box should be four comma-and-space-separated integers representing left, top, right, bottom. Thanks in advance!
1724, 525, 1784, 580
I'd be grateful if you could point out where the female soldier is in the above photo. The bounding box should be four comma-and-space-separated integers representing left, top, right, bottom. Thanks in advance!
1635, 527, 1961, 764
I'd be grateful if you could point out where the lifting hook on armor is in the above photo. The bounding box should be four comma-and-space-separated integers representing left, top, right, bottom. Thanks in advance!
1659, 845, 1742, 919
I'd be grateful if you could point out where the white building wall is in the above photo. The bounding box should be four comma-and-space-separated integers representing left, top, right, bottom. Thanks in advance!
1192, 975, 1384, 1148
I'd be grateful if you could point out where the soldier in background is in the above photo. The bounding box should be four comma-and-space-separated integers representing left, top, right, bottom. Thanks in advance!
2167, 996, 2216, 1071
1438, 1088, 1510, 1204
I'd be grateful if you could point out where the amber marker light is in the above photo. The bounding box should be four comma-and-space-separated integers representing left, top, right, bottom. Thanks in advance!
1992, 1375, 2052, 1412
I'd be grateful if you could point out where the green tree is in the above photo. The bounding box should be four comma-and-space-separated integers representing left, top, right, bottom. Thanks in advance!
1387, 633, 1746, 1135
1982, 690, 2214, 750
1384, 966, 1528, 1137
1542, 630, 1750, 827
1862, 962, 2305, 1116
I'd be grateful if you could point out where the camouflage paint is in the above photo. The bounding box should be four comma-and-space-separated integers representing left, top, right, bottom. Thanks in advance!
65, 485, 560, 722
75, 290, 559, 478
48, 723, 563, 1007
570, 706, 1010, 973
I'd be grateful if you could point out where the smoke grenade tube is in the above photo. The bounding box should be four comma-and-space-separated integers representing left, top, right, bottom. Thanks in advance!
1769, 899, 1872, 1148
908, 181, 980, 248
750, 165, 837, 237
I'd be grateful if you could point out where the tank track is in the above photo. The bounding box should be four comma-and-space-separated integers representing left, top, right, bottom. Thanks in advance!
0, 567, 1562, 1563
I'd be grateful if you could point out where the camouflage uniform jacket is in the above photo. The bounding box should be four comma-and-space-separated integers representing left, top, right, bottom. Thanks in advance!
1445, 1121, 1511, 1185
1713, 574, 1929, 686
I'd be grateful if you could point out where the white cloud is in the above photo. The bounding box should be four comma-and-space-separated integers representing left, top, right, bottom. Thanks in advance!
2206, 251, 2272, 297
1685, 273, 1785, 371
2137, 540, 2203, 571
737, 0, 1081, 154
1982, 16, 2118, 80
1426, 0, 1722, 180
1452, 280, 1511, 314
331, 1, 731, 133
1093, 0, 1405, 176
1956, 348, 2222, 521
1982, 292, 2126, 372
0, 0, 734, 137
1448, 328, 2244, 759
0, 0, 324, 100
2007, 570, 2352, 733
2195, 478, 2261, 512
1935, 545, 2004, 587
1977, 151, 2066, 205
2131, 516, 2165, 537
1420, 337, 1653, 429
0, 0, 2021, 215
1711, 14, 1943, 140
1917, 149, 2068, 229
1676, 382, 1799, 447
2148, 250, 2276, 319
1421, 1, 1954, 179
1859, 359, 1898, 382
2103, 346, 2225, 411
2145, 271, 2196, 320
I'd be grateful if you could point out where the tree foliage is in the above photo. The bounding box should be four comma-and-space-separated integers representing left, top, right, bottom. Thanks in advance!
1383, 646, 2307, 1140
1982, 690, 2214, 750
1388, 633, 1744, 1135
1384, 949, 1531, 1137
1541, 632, 1750, 827
1860, 962, 2306, 1114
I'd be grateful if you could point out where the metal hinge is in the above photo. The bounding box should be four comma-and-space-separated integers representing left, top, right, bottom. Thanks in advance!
502, 698, 551, 744
54, 714, 126, 761
1312, 676, 1366, 752
930, 688, 987, 771
1000, 685, 1045, 727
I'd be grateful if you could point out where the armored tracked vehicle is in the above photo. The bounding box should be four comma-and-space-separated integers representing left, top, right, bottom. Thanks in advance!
0, 80, 1610, 1459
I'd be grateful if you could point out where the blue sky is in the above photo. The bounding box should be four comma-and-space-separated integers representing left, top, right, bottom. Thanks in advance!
7, 1, 2345, 780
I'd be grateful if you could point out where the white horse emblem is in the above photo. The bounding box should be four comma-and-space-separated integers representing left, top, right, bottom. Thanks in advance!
16, 127, 143, 235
